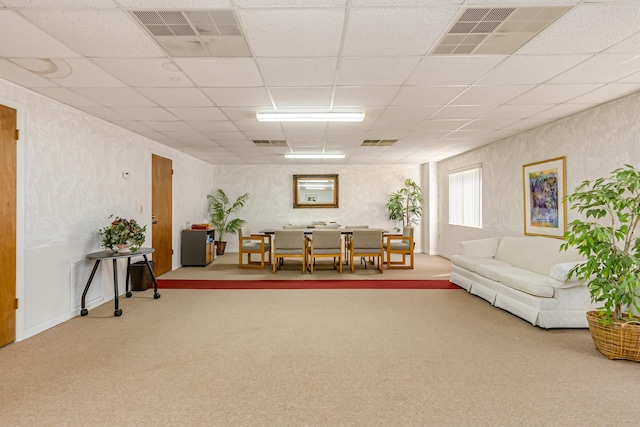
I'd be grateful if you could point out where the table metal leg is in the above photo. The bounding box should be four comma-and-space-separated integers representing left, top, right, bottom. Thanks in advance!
112, 259, 122, 316
80, 260, 101, 316
143, 254, 161, 300
125, 257, 132, 298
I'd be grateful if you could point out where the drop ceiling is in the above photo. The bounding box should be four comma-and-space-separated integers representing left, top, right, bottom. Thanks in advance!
0, 0, 639, 166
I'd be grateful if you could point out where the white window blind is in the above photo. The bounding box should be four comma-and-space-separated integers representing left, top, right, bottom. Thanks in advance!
449, 166, 482, 228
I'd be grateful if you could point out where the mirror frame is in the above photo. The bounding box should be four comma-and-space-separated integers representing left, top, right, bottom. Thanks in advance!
293, 174, 339, 209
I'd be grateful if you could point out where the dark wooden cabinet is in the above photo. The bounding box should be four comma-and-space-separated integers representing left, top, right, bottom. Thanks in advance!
181, 228, 215, 266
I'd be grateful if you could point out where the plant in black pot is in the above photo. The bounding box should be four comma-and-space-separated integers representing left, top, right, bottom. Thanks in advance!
561, 164, 640, 362
207, 189, 249, 255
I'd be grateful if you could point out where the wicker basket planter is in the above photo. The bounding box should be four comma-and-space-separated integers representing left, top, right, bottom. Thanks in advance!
586, 311, 640, 362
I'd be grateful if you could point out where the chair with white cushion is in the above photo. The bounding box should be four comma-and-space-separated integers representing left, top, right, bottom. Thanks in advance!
272, 230, 307, 274
384, 226, 415, 269
307, 229, 342, 274
238, 226, 271, 269
349, 229, 383, 273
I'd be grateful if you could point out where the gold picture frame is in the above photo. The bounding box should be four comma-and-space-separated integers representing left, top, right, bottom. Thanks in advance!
293, 174, 339, 208
522, 156, 566, 238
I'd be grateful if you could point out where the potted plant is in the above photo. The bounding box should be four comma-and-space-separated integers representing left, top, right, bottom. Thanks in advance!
99, 215, 147, 254
561, 164, 640, 362
385, 178, 423, 232
207, 189, 249, 255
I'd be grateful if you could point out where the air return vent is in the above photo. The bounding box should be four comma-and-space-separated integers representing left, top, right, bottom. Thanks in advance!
431, 6, 572, 55
361, 139, 398, 147
252, 139, 288, 147
71, 259, 103, 311
131, 10, 251, 57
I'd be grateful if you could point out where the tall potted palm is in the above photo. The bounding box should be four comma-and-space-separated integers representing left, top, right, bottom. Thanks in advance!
385, 178, 423, 232
561, 164, 640, 361
207, 189, 249, 255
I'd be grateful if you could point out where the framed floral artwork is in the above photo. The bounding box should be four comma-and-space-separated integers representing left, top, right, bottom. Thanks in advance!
522, 156, 566, 238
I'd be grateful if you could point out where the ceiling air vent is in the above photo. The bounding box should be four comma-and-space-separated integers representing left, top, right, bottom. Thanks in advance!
431, 6, 571, 55
252, 140, 288, 147
361, 139, 398, 147
131, 10, 251, 57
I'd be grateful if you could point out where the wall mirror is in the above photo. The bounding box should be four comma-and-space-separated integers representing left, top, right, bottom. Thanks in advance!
293, 174, 339, 208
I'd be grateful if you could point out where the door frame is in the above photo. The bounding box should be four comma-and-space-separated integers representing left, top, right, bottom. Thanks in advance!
1, 96, 26, 342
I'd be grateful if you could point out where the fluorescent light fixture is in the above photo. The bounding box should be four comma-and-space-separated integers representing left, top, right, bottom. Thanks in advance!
256, 112, 365, 122
285, 154, 345, 159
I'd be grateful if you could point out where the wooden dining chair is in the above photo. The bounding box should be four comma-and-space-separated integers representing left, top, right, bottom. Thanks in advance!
238, 226, 271, 269
272, 230, 307, 274
349, 229, 383, 273
384, 226, 415, 269
307, 230, 342, 274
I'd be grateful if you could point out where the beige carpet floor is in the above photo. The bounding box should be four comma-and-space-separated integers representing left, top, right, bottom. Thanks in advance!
2, 285, 640, 426
158, 252, 452, 281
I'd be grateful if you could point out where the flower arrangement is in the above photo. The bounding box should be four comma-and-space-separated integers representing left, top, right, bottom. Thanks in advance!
99, 215, 147, 253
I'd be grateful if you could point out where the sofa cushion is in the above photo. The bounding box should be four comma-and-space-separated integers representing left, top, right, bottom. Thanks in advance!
497, 270, 555, 298
459, 237, 501, 258
450, 255, 510, 273
494, 236, 582, 276
474, 262, 518, 282
549, 261, 583, 289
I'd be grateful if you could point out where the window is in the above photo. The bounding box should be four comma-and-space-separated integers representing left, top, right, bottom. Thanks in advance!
449, 166, 482, 228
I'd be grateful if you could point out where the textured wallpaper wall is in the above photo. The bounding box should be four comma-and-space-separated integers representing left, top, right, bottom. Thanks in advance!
211, 164, 422, 253
437, 91, 640, 258
1, 78, 214, 339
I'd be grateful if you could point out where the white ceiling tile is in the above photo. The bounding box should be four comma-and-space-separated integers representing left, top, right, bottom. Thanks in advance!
482, 104, 554, 120
417, 119, 472, 131
232, 120, 282, 132
429, 105, 495, 120
333, 86, 399, 107
342, 7, 457, 56
166, 107, 228, 121
269, 87, 333, 107
175, 58, 263, 86
34, 87, 99, 107
258, 58, 337, 87
239, 8, 344, 56
137, 88, 214, 107
203, 131, 246, 140
508, 84, 602, 104
3, 0, 115, 6
79, 107, 130, 122
19, 10, 165, 57
110, 121, 154, 133
392, 86, 467, 105
72, 87, 158, 107
478, 55, 591, 85
0, 59, 58, 87
115, 107, 178, 121
548, 54, 640, 84
188, 121, 238, 132
11, 58, 126, 87
142, 121, 197, 132
236, 0, 346, 6
117, 0, 232, 7
606, 32, 640, 54
451, 85, 534, 105
568, 83, 640, 104
92, 59, 194, 87
460, 118, 520, 131
378, 105, 440, 121
518, 4, 640, 55
620, 72, 640, 83
530, 103, 595, 120
338, 57, 421, 86
201, 87, 271, 107
407, 56, 507, 85
0, 11, 81, 57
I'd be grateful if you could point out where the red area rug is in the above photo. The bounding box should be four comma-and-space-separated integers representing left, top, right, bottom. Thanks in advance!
156, 279, 460, 290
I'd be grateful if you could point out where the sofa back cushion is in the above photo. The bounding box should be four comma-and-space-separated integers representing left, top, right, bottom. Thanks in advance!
494, 236, 582, 276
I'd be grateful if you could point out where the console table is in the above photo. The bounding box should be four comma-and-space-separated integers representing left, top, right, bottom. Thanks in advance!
81, 247, 161, 317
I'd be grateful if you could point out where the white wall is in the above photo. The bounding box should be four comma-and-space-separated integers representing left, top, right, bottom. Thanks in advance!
1, 78, 214, 341
211, 164, 423, 253
437, 91, 640, 258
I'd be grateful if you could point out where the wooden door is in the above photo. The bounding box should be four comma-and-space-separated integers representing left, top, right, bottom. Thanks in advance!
0, 104, 17, 348
151, 154, 172, 276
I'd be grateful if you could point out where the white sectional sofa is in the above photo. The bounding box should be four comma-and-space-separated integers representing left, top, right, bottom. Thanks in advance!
450, 236, 597, 328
